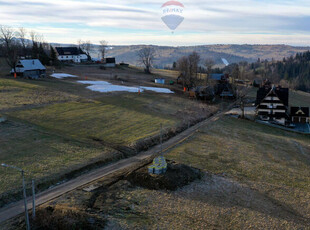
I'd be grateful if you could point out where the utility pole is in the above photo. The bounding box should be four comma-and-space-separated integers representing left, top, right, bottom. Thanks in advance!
22, 170, 30, 230
32, 180, 36, 220
240, 94, 245, 119
160, 123, 163, 156
1, 164, 30, 230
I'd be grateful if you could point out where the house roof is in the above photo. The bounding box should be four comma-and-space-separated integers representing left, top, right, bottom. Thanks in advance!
255, 86, 289, 106
55, 47, 79, 56
16, 59, 45, 71
291, 107, 309, 117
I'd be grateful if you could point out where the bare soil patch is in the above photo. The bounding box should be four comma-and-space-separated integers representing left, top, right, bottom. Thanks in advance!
125, 161, 203, 191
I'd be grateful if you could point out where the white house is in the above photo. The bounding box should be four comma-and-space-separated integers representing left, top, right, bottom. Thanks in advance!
55, 47, 88, 63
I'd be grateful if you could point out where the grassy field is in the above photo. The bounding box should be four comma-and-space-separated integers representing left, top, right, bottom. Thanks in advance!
1, 62, 309, 228
290, 90, 310, 107
0, 78, 78, 111
77, 117, 309, 229
6, 117, 308, 229
9, 93, 213, 146
168, 117, 310, 188
162, 117, 310, 227
0, 66, 217, 206
0, 120, 113, 198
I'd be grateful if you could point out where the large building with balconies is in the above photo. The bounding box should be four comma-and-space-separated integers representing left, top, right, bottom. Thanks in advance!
255, 85, 289, 125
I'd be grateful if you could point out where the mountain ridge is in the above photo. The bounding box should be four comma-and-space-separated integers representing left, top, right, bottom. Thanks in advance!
105, 44, 310, 68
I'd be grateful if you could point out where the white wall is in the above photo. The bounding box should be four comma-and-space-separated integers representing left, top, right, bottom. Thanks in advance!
58, 55, 81, 63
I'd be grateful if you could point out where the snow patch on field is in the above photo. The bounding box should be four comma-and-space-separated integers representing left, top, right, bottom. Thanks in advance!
141, 86, 173, 94
50, 73, 78, 79
77, 81, 174, 94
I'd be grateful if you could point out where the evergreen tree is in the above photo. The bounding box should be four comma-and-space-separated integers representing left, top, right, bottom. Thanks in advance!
38, 43, 50, 65
50, 46, 58, 65
31, 42, 39, 59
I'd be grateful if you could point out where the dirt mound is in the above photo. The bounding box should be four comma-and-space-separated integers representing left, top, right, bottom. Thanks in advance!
29, 206, 105, 230
126, 161, 202, 191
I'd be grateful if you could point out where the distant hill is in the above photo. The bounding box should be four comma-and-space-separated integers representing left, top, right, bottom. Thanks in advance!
105, 45, 310, 68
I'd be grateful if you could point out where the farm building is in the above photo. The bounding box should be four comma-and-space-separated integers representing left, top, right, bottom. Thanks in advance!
104, 58, 116, 68
255, 85, 289, 125
12, 59, 46, 79
290, 107, 309, 124
210, 73, 229, 83
55, 47, 88, 63
214, 83, 235, 98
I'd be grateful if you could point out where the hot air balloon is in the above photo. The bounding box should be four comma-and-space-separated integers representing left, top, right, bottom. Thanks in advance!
161, 1, 185, 31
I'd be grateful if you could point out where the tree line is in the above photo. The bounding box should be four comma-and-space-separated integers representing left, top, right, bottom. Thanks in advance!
222, 52, 310, 92
0, 25, 109, 72
249, 52, 310, 92
0, 25, 60, 71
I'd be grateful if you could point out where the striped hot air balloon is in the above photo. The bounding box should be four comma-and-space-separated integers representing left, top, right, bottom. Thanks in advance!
161, 1, 185, 31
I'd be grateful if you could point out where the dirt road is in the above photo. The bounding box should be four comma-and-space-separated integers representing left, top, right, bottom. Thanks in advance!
0, 109, 226, 225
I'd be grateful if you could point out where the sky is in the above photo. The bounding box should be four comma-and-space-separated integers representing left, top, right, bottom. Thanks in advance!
1, 0, 310, 46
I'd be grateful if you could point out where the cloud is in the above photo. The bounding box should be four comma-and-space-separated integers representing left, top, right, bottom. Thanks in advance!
0, 0, 310, 45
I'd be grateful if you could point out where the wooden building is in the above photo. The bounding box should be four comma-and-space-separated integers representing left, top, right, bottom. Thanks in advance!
12, 59, 46, 79
103, 58, 116, 67
290, 107, 309, 124
255, 85, 289, 125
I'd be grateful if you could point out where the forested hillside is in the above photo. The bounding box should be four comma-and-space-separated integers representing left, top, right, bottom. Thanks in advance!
248, 51, 310, 92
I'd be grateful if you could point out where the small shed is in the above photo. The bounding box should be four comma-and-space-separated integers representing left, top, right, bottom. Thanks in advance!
12, 59, 46, 79
155, 78, 165, 84
104, 58, 116, 68
291, 107, 309, 124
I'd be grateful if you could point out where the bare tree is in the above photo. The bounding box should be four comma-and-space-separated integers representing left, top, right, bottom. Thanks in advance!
177, 52, 201, 88
79, 40, 92, 60
205, 58, 215, 84
0, 25, 21, 73
17, 27, 27, 50
99, 40, 108, 60
137, 47, 155, 74
188, 52, 200, 81
29, 30, 38, 45
177, 56, 190, 87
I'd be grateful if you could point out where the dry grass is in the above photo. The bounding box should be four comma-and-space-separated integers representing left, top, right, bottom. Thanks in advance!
0, 65, 217, 208
0, 78, 78, 112
0, 120, 114, 198
0, 58, 10, 76
9, 93, 214, 146
5, 113, 309, 229
92, 117, 310, 229
289, 90, 310, 107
